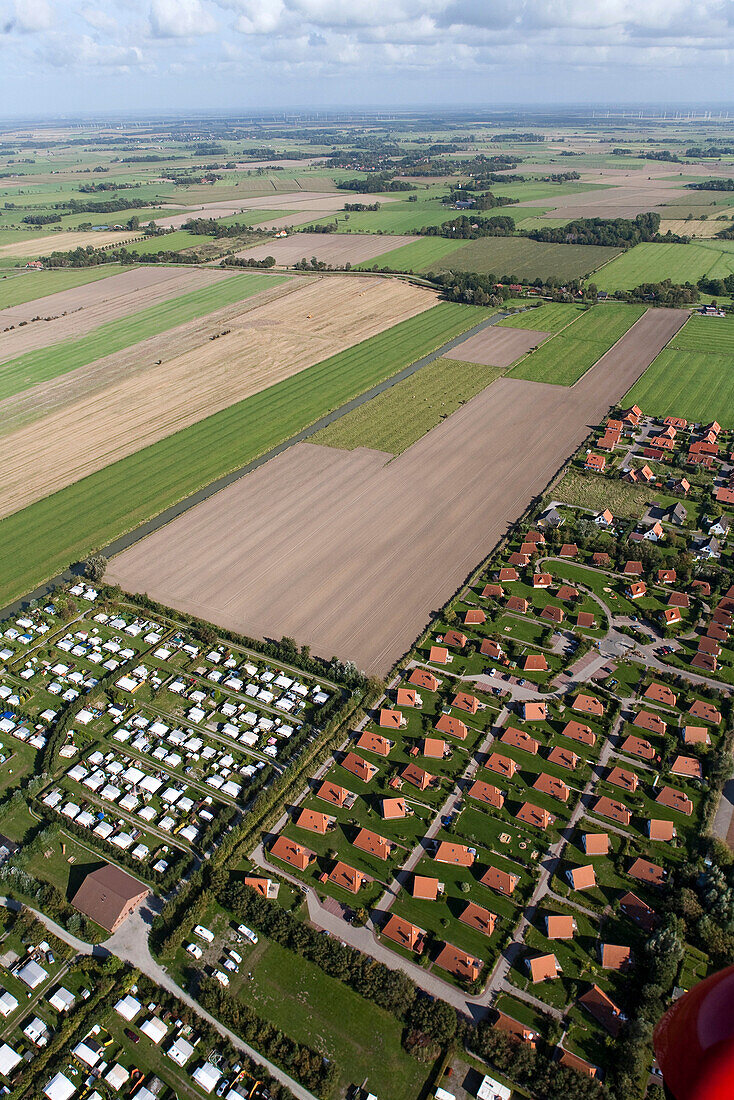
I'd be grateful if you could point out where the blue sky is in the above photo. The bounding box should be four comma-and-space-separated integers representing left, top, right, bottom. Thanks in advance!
0, 0, 732, 116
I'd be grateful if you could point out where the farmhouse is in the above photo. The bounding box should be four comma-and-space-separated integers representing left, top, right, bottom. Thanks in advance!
71, 864, 150, 933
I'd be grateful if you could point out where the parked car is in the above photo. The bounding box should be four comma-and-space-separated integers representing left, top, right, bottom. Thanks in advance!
186, 943, 203, 960
124, 1028, 139, 1044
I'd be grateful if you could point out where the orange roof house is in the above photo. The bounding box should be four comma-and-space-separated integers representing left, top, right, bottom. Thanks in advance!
464, 608, 486, 626
620, 891, 658, 932
556, 585, 579, 602
294, 808, 333, 834
582, 832, 609, 856
360, 729, 394, 754
381, 797, 406, 820
566, 864, 597, 891
577, 611, 596, 629
435, 842, 474, 867
481, 866, 520, 896
560, 543, 578, 557
560, 720, 596, 746
671, 755, 702, 779
409, 668, 439, 691
460, 902, 497, 937
648, 818, 677, 841
645, 682, 677, 707
558, 1050, 599, 1078
689, 700, 721, 724
600, 943, 633, 971
508, 552, 530, 567
501, 727, 539, 754
573, 694, 604, 717
270, 836, 314, 872
607, 766, 639, 794
401, 763, 434, 791
435, 713, 468, 740
527, 953, 560, 983
546, 914, 575, 939
656, 786, 693, 815
593, 796, 631, 826
341, 752, 378, 783
443, 630, 467, 649
243, 876, 279, 899
516, 802, 554, 830
353, 828, 392, 861
429, 645, 449, 664
412, 876, 440, 900
629, 857, 666, 888
480, 638, 503, 659
627, 581, 647, 600
533, 573, 553, 588
540, 606, 564, 625
548, 746, 578, 770
467, 780, 505, 809
486, 752, 518, 778
493, 1012, 537, 1047
692, 652, 717, 672
623, 560, 643, 575
635, 710, 666, 736
658, 569, 677, 584
621, 734, 655, 761
482, 583, 504, 598
435, 943, 482, 983
592, 552, 611, 566
423, 737, 447, 759
506, 596, 529, 614
579, 985, 625, 1038
317, 781, 354, 808
521, 701, 546, 722
329, 861, 369, 894
499, 567, 519, 582
377, 709, 403, 731
452, 692, 479, 714
683, 725, 711, 746
533, 772, 570, 802
381, 915, 425, 953
396, 687, 419, 708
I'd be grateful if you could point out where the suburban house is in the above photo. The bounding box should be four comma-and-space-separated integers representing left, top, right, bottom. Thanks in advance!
434, 841, 474, 867
409, 668, 439, 691
381, 915, 425, 953
381, 797, 407, 820
566, 864, 597, 891
572, 694, 604, 717
396, 687, 420, 708
561, 720, 596, 746
526, 953, 560, 983
593, 796, 631, 826
548, 746, 579, 770
606, 766, 639, 793
435, 713, 468, 740
600, 943, 633, 970
521, 701, 547, 721
423, 737, 448, 758
401, 763, 434, 790
648, 819, 677, 841
493, 1012, 537, 1047
486, 752, 518, 778
452, 691, 480, 714
328, 861, 369, 894
501, 727, 539, 754
467, 780, 505, 809
481, 866, 519, 896
546, 914, 575, 939
341, 752, 378, 783
353, 828, 393, 861
582, 832, 609, 856
635, 710, 666, 736
645, 682, 677, 706
435, 943, 482, 983
656, 786, 693, 815
459, 901, 497, 938
412, 876, 441, 900
317, 781, 356, 809
376, 712, 402, 734
670, 754, 702, 780
533, 772, 570, 802
621, 734, 655, 761
516, 802, 554, 829
269, 836, 314, 872
579, 985, 626, 1037
294, 808, 334, 834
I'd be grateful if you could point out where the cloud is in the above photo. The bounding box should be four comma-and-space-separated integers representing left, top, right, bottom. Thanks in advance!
149, 0, 217, 38
2, 0, 53, 34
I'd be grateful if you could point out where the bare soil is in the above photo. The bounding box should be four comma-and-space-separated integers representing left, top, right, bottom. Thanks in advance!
0, 266, 232, 361
233, 233, 420, 266
449, 326, 549, 368
0, 229, 144, 258
108, 307, 687, 675
156, 191, 398, 230
0, 275, 437, 517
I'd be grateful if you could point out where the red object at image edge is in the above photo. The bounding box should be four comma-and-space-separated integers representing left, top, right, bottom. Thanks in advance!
653, 963, 734, 1099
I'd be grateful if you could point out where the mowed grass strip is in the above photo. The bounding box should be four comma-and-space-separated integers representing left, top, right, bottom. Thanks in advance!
596, 240, 734, 292
0, 270, 286, 401
499, 302, 587, 333
122, 229, 217, 254
426, 236, 622, 283
0, 264, 131, 309
312, 355, 505, 454
507, 302, 646, 385
355, 235, 460, 272
0, 301, 485, 604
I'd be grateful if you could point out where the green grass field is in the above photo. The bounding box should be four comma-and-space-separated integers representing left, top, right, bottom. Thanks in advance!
312, 355, 504, 453
596, 240, 734, 292
430, 237, 621, 282
0, 269, 285, 402
625, 313, 734, 425
309, 193, 460, 235
507, 302, 646, 384
124, 229, 216, 254
499, 301, 588, 332
355, 235, 460, 272
0, 264, 130, 309
0, 302, 486, 604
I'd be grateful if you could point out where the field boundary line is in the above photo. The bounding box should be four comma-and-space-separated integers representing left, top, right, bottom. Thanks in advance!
574, 305, 688, 391
505, 302, 593, 375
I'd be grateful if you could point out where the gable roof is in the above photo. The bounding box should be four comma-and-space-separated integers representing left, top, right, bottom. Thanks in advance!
341, 752, 377, 782
381, 914, 425, 952
516, 802, 553, 829
644, 682, 677, 707
600, 943, 632, 970
435, 842, 474, 867
71, 864, 149, 933
621, 734, 655, 761
573, 694, 604, 717
501, 726, 539, 754
328, 861, 368, 893
459, 901, 497, 937
481, 865, 519, 895
548, 746, 578, 770
381, 797, 406, 820
561, 720, 596, 746
269, 835, 314, 871
317, 780, 352, 808
533, 772, 570, 802
353, 828, 392, 861
467, 779, 505, 808
579, 984, 624, 1037
620, 891, 658, 931
629, 857, 666, 887
434, 942, 482, 982
435, 713, 467, 740
409, 667, 439, 691
294, 808, 331, 834
567, 864, 597, 890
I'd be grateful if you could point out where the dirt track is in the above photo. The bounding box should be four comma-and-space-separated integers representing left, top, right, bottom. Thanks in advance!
108, 307, 687, 674
0, 275, 437, 518
450, 326, 549, 368
233, 233, 419, 267
0, 266, 232, 361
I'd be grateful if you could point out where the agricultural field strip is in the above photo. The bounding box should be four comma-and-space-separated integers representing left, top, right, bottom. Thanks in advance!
108, 308, 686, 674
0, 268, 284, 401
0, 264, 132, 310
0, 299, 485, 605
0, 265, 236, 362
597, 240, 734, 293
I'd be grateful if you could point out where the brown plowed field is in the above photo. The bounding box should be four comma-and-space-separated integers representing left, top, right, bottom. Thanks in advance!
450, 326, 549, 368
519, 169, 691, 219
233, 233, 420, 267
108, 307, 687, 674
157, 190, 398, 229
0, 229, 144, 258
0, 266, 232, 361
0, 275, 437, 518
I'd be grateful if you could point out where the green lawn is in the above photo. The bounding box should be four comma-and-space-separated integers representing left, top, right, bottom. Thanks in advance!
0, 264, 131, 309
507, 303, 646, 385
499, 302, 588, 333
423, 237, 622, 283
123, 229, 216, 254
243, 938, 431, 1099
0, 269, 286, 402
355, 236, 462, 272
0, 302, 486, 604
596, 240, 734, 292
312, 355, 504, 454
626, 314, 734, 426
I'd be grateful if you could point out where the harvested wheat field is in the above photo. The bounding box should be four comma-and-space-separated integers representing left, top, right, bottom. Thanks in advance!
108, 307, 686, 674
0, 265, 232, 361
660, 219, 731, 238
450, 325, 549, 368
0, 275, 437, 518
0, 229, 144, 258
233, 233, 420, 267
